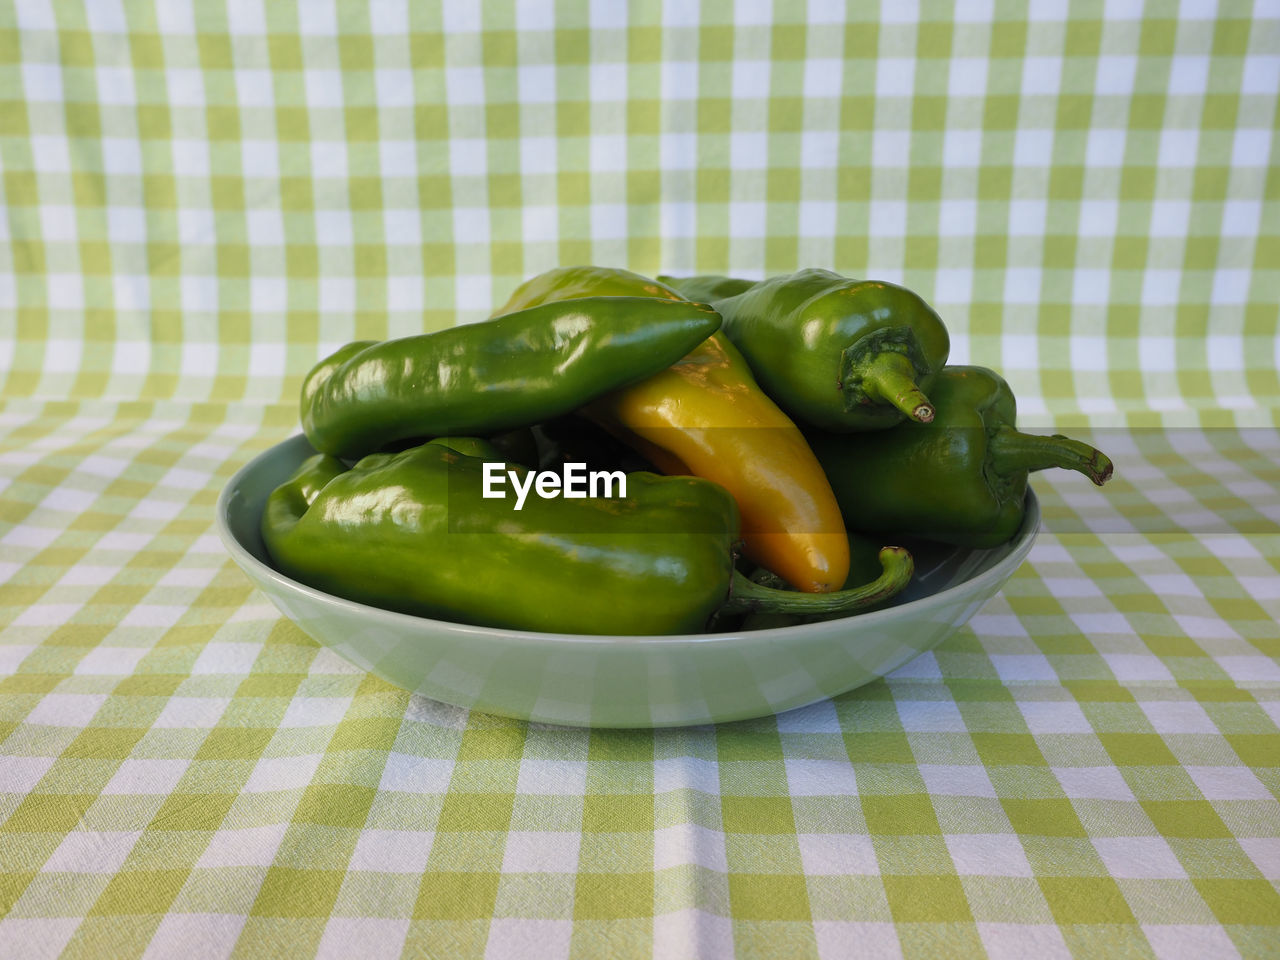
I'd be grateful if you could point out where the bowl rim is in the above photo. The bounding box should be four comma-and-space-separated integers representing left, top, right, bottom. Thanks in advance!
216, 433, 1040, 649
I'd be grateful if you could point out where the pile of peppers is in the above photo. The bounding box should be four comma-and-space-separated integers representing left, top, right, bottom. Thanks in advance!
263, 265, 1114, 636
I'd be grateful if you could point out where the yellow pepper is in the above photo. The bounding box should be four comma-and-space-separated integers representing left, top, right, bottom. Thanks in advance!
493, 265, 851, 593
583, 332, 850, 593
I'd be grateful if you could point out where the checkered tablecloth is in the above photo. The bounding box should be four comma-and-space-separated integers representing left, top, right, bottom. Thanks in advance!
2, 3, 1279, 958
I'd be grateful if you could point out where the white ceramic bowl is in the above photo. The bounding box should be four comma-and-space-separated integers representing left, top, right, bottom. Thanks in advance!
217, 434, 1039, 727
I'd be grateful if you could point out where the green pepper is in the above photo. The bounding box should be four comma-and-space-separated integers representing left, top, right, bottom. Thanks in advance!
301, 297, 721, 460
261, 443, 914, 636
656, 274, 758, 302
805, 366, 1114, 548
711, 268, 950, 431
493, 265, 684, 315
740, 532, 906, 630
425, 436, 502, 459
363, 427, 538, 465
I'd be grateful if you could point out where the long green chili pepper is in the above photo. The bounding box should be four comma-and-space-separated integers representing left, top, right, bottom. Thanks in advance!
300, 297, 722, 459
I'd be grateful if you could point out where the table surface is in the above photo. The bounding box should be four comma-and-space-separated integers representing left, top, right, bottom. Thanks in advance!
1, 400, 1278, 959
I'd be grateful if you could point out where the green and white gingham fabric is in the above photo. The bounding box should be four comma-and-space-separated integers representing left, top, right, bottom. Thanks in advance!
2, 2, 1279, 957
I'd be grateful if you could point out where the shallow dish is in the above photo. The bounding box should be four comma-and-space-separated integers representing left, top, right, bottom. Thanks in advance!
216, 434, 1039, 728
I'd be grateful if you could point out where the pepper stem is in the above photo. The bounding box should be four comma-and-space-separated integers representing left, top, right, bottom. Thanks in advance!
987, 425, 1114, 486
722, 547, 914, 617
852, 351, 935, 423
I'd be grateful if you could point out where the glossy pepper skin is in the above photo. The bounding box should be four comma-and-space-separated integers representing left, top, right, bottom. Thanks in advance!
260, 443, 914, 636
657, 274, 757, 302
378, 427, 537, 465
493, 266, 852, 594
585, 334, 852, 594
712, 268, 950, 432
805, 366, 1115, 548
301, 297, 720, 460
425, 435, 502, 459
493, 265, 685, 315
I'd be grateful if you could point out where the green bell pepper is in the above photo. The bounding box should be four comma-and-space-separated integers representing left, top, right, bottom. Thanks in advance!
711, 268, 950, 431
261, 442, 914, 636
805, 365, 1114, 548
301, 296, 721, 459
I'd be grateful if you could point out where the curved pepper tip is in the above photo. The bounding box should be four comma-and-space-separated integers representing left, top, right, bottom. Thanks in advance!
1046, 433, 1113, 486
989, 427, 1116, 487
1080, 443, 1114, 486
